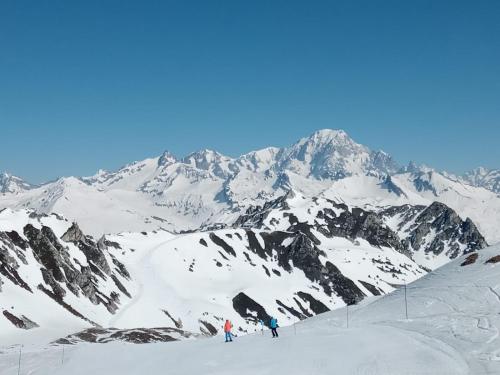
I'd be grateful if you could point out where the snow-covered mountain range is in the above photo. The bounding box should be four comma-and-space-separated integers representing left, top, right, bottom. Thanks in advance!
0, 128, 498, 350
1, 129, 499, 244
460, 167, 500, 194
0, 188, 487, 345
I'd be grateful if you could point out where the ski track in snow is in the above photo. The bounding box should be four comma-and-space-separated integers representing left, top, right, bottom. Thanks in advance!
109, 235, 184, 327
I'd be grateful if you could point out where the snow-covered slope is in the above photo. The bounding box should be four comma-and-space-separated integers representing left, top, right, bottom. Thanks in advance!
2, 243, 499, 375
0, 190, 487, 347
1, 129, 499, 245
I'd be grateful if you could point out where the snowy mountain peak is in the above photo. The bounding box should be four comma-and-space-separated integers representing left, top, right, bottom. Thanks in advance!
181, 149, 233, 178
399, 161, 434, 175
182, 149, 231, 166
0, 172, 34, 194
309, 129, 351, 141
158, 151, 177, 167
296, 129, 359, 150
278, 129, 398, 179
1, 129, 499, 243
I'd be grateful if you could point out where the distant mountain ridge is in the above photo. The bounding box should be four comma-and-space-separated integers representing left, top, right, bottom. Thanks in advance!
460, 167, 500, 194
0, 172, 36, 194
1, 129, 499, 244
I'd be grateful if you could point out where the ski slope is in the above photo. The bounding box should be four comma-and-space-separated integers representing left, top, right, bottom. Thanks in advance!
2, 244, 499, 375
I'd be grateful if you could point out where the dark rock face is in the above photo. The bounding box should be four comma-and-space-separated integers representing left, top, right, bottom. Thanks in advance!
5, 231, 29, 250
275, 232, 365, 303
61, 224, 112, 276
0, 232, 31, 292
233, 192, 292, 229
1, 222, 133, 327
25, 224, 104, 305
61, 222, 85, 242
232, 292, 272, 327
381, 202, 488, 260
55, 327, 194, 345
359, 280, 382, 296
319, 205, 404, 251
209, 233, 236, 257
2, 310, 39, 329
236, 196, 406, 252
296, 292, 330, 314
246, 230, 275, 260
162, 310, 183, 329
199, 320, 218, 336
276, 300, 307, 320
461, 253, 479, 266
485, 255, 500, 264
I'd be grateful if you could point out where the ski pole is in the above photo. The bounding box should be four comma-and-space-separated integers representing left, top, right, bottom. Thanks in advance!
17, 345, 22, 375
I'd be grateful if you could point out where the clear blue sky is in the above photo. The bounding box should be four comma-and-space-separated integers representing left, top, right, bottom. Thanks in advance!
1, 0, 499, 183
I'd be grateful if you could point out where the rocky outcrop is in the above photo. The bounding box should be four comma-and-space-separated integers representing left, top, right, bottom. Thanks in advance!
61, 222, 85, 242
461, 253, 478, 266
233, 192, 292, 229
54, 327, 195, 345
63, 223, 112, 276
232, 292, 271, 327
0, 232, 31, 292
236, 195, 406, 253
2, 310, 39, 329
485, 255, 500, 264
275, 232, 365, 304
0, 219, 134, 333
381, 202, 488, 260
17, 223, 130, 315
317, 205, 405, 252
209, 233, 236, 257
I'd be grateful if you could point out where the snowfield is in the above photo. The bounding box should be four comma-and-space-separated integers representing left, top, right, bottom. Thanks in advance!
1, 244, 499, 375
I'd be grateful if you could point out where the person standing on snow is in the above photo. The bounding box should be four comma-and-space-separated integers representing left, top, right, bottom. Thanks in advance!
224, 319, 233, 342
270, 317, 279, 338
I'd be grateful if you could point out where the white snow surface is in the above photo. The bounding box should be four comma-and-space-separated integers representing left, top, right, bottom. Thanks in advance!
1, 244, 499, 375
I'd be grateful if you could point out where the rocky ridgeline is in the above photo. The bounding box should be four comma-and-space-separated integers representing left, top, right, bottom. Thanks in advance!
222, 196, 488, 327
55, 327, 196, 345
236, 194, 487, 263
380, 202, 487, 259
0, 220, 131, 329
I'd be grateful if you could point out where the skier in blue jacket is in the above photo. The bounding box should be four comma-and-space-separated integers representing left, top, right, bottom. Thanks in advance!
270, 317, 279, 338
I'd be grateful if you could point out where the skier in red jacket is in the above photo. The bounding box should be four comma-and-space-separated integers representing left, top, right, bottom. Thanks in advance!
224, 319, 233, 342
